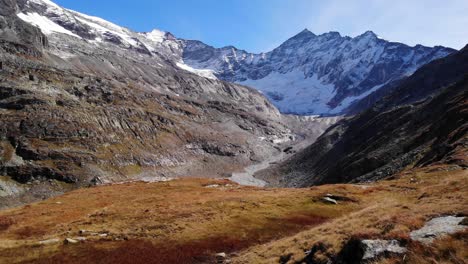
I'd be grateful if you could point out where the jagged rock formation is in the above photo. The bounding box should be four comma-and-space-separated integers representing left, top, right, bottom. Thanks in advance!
257, 46, 468, 187
183, 30, 454, 115
0, 0, 48, 57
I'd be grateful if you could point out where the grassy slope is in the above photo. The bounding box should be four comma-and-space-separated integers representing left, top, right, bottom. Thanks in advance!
0, 165, 466, 264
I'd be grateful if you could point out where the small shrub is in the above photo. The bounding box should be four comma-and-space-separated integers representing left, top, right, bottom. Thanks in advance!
14, 226, 46, 239
0, 216, 14, 231
279, 253, 293, 264
350, 231, 379, 240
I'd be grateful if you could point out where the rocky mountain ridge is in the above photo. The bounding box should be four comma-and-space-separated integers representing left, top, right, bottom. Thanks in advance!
7, 0, 456, 116
257, 45, 468, 187
183, 30, 455, 115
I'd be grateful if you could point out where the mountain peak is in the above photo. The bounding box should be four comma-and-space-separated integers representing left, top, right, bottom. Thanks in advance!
143, 29, 167, 43
319, 31, 342, 40
28, 0, 61, 9
292, 28, 316, 38
300, 28, 313, 34
356, 30, 378, 39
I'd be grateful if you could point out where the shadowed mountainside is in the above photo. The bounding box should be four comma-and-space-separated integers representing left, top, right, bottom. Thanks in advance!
257, 46, 468, 187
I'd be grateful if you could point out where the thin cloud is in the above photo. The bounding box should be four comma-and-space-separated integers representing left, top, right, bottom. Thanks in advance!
305, 0, 468, 49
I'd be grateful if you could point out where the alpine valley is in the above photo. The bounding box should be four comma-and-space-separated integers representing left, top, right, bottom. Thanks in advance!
0, 0, 467, 264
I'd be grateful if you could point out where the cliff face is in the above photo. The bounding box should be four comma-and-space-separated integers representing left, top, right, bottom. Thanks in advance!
0, 0, 48, 57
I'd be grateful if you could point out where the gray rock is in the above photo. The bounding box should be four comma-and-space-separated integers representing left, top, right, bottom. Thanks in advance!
38, 238, 60, 245
64, 238, 79, 244
322, 197, 338, 204
361, 239, 406, 260
336, 238, 406, 263
410, 216, 466, 244
215, 252, 227, 263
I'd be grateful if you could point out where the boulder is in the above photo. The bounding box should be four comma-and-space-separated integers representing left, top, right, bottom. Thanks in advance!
410, 216, 466, 244
325, 193, 358, 202
215, 252, 226, 263
336, 238, 406, 264
64, 238, 79, 244
361, 240, 406, 260
322, 197, 338, 205
38, 238, 60, 245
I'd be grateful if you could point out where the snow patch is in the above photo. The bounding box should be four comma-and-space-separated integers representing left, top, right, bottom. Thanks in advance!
28, 0, 61, 9
144, 29, 165, 44
410, 216, 466, 244
17, 12, 81, 38
68, 10, 129, 35
176, 62, 218, 80
330, 83, 387, 114
239, 70, 336, 115
74, 16, 137, 47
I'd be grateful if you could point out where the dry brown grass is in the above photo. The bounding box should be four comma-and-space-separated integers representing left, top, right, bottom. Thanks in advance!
232, 165, 467, 263
0, 165, 466, 264
401, 230, 468, 264
0, 178, 357, 263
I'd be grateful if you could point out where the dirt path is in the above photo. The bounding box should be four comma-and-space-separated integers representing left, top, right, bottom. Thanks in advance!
230, 151, 286, 187
230, 116, 343, 187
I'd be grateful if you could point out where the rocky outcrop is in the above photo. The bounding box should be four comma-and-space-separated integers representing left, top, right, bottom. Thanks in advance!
0, 0, 18, 16
0, 0, 48, 56
410, 216, 467, 244
335, 239, 406, 264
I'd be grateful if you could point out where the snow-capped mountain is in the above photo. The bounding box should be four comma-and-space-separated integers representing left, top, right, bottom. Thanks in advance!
15, 0, 179, 57
12, 0, 204, 76
12, 0, 455, 116
182, 30, 455, 115
7, 0, 282, 120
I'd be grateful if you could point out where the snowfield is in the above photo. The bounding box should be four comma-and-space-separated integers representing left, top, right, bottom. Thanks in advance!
239, 70, 336, 114
17, 12, 81, 38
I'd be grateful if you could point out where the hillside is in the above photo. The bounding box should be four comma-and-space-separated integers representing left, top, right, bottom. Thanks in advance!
0, 164, 466, 263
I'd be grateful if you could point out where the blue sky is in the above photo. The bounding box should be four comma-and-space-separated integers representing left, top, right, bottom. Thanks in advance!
53, 0, 468, 52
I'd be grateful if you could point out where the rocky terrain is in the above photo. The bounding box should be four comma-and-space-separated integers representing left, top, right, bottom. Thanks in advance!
257, 45, 468, 187
0, 0, 340, 208
183, 30, 454, 115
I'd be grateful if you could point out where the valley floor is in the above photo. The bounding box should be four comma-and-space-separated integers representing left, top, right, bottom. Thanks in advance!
0, 165, 466, 264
